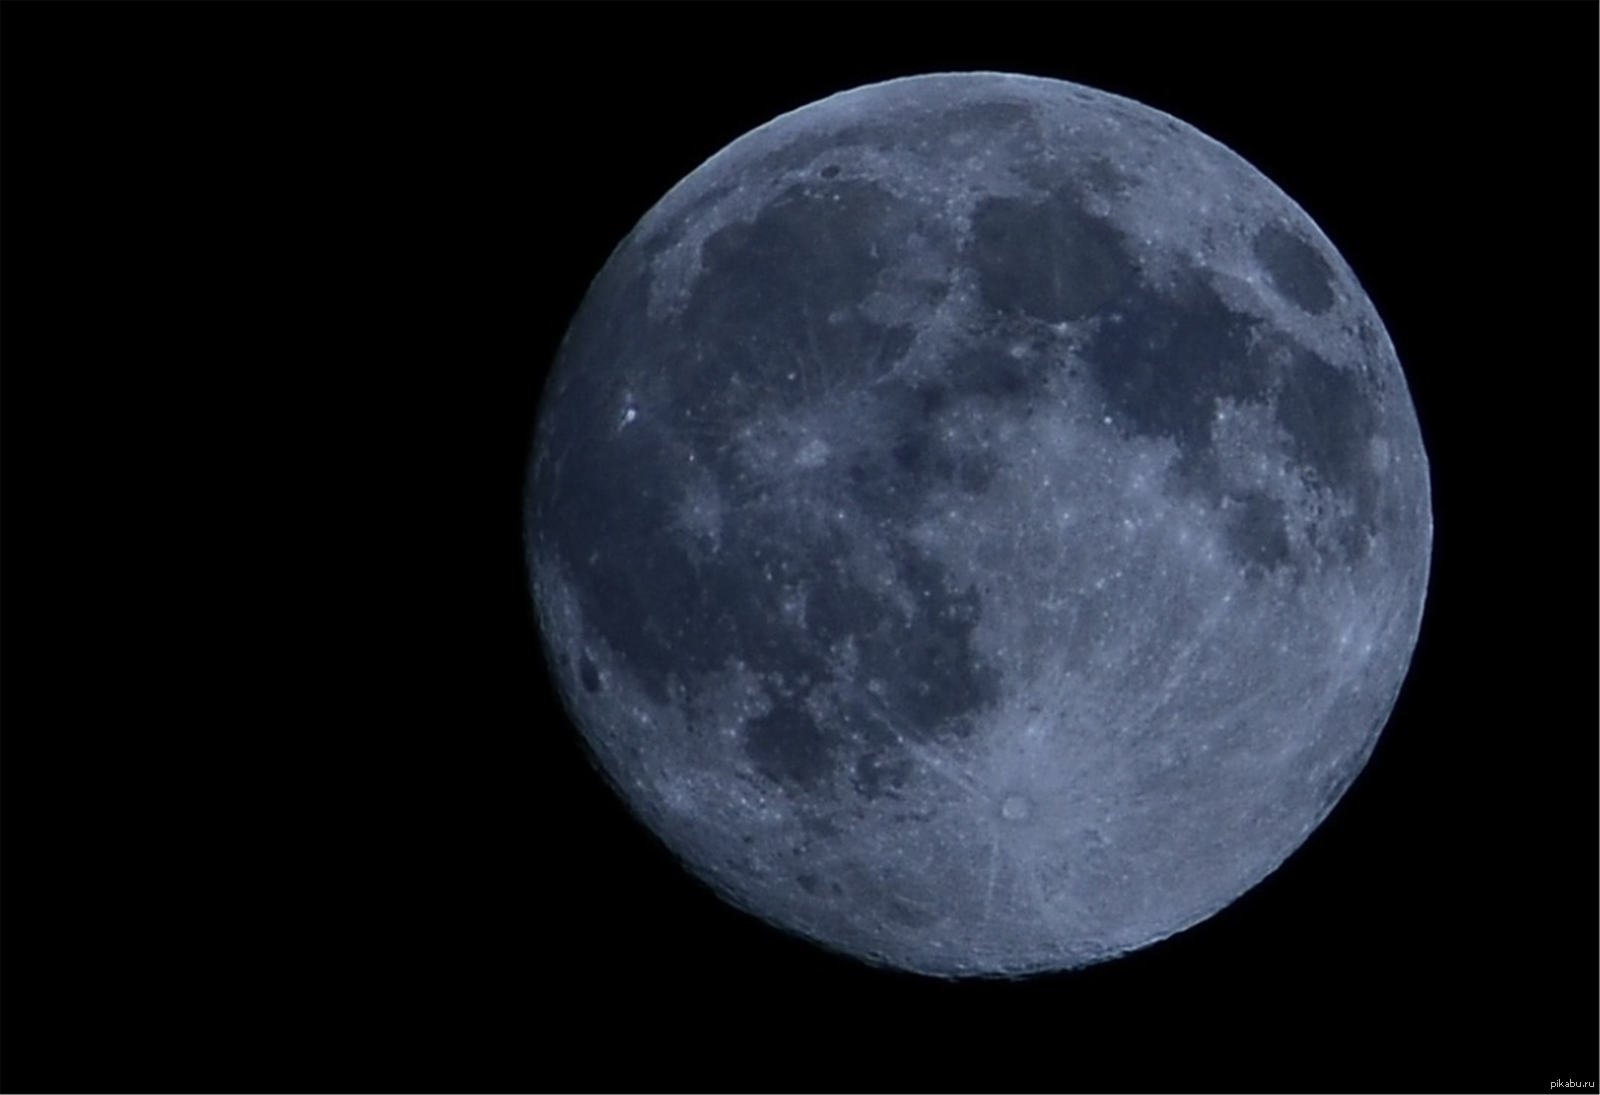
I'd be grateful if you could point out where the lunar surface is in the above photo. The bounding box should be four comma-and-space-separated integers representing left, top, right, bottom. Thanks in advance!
525, 73, 1432, 976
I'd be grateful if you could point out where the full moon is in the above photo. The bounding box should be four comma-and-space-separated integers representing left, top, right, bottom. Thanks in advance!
525, 73, 1432, 976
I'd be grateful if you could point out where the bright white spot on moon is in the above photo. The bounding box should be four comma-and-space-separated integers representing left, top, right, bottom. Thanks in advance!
1000, 794, 1032, 822
795, 437, 830, 468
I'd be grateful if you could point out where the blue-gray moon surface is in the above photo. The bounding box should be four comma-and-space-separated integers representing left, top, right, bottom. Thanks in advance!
525, 73, 1432, 976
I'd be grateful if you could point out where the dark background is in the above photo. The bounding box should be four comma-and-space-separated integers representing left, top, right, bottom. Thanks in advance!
3, 3, 1594, 1093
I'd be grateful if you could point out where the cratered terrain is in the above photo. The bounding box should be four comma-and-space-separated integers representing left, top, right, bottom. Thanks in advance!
525, 72, 1432, 977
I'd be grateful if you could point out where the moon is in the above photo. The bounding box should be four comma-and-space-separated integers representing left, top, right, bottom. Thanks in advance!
525, 73, 1432, 976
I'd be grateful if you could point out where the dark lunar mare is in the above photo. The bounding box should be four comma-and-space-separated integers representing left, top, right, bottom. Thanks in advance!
532, 169, 1007, 797
965, 183, 1381, 572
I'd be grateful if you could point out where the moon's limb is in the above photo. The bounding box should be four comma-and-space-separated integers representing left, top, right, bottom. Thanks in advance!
526, 73, 1432, 976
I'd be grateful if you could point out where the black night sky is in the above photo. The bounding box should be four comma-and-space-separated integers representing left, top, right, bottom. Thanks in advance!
2, 4, 1594, 1093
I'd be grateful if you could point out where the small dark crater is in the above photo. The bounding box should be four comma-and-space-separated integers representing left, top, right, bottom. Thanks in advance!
914, 382, 951, 416
819, 164, 841, 178
797, 872, 821, 894
891, 426, 944, 479
983, 363, 1031, 398
744, 703, 835, 791
578, 654, 601, 693
1253, 223, 1337, 315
